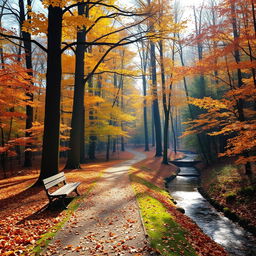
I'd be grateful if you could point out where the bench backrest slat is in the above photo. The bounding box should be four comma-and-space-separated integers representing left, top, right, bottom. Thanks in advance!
43, 172, 66, 190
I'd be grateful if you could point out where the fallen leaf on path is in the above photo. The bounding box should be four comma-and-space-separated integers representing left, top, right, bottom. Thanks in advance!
108, 232, 116, 237
64, 245, 73, 250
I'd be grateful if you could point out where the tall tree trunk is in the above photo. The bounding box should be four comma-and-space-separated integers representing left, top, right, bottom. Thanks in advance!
151, 107, 155, 147
252, 0, 256, 36
121, 134, 125, 151
162, 112, 169, 163
65, 3, 86, 169
19, 0, 34, 167
159, 40, 169, 164
38, 5, 63, 182
147, 0, 161, 156
112, 138, 116, 153
88, 74, 102, 158
193, 5, 206, 99
142, 73, 149, 151
241, 4, 256, 88
0, 15, 6, 176
111, 72, 118, 154
138, 39, 150, 152
106, 135, 110, 161
80, 106, 86, 163
170, 110, 177, 154
150, 42, 162, 156
0, 126, 6, 178
88, 76, 96, 160
120, 76, 125, 151
88, 134, 96, 160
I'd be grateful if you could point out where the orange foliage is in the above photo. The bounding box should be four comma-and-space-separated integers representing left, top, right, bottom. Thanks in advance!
183, 0, 256, 166
0, 53, 36, 155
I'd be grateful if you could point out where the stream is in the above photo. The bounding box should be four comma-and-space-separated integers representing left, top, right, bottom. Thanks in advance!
168, 152, 256, 256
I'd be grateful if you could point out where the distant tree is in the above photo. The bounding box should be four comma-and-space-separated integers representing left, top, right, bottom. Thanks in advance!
18, 0, 34, 167
136, 35, 150, 151
147, 0, 162, 157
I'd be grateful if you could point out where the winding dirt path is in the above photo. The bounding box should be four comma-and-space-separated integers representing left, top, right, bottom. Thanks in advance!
44, 149, 152, 256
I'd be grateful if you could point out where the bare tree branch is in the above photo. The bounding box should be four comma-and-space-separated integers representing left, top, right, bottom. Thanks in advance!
61, 15, 153, 53
0, 32, 47, 52
63, 1, 141, 15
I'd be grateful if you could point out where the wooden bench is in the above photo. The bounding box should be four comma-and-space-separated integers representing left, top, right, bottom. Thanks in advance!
43, 172, 81, 209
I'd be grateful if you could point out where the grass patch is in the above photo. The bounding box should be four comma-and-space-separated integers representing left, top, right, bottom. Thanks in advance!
130, 173, 170, 196
130, 173, 197, 256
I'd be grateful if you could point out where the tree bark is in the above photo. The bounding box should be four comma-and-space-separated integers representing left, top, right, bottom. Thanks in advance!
120, 75, 125, 151
147, 0, 162, 155
80, 106, 86, 163
159, 40, 169, 164
138, 39, 150, 152
65, 3, 86, 169
38, 5, 63, 182
121, 134, 125, 151
112, 138, 116, 153
88, 136, 96, 159
142, 73, 149, 151
0, 126, 6, 177
162, 112, 169, 164
149, 41, 162, 156
0, 16, 6, 176
19, 0, 33, 167
251, 0, 256, 36
88, 76, 97, 160
170, 110, 177, 154
106, 135, 110, 161
151, 106, 155, 147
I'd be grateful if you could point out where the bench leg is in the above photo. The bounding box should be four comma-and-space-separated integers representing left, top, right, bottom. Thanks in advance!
48, 197, 54, 209
75, 188, 80, 196
61, 197, 68, 209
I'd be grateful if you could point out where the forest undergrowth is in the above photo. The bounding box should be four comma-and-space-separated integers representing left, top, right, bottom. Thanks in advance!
200, 161, 256, 234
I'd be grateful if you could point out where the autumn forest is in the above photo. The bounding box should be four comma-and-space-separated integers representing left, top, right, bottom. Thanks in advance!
0, 0, 256, 255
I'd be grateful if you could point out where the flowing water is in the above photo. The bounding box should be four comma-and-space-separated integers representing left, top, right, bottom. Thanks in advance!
168, 153, 256, 256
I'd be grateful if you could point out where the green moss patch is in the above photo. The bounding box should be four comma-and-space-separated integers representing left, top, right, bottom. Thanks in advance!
130, 173, 171, 196
130, 174, 197, 256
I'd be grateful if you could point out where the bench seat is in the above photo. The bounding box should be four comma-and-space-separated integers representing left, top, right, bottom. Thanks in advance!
43, 172, 81, 209
50, 182, 81, 197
